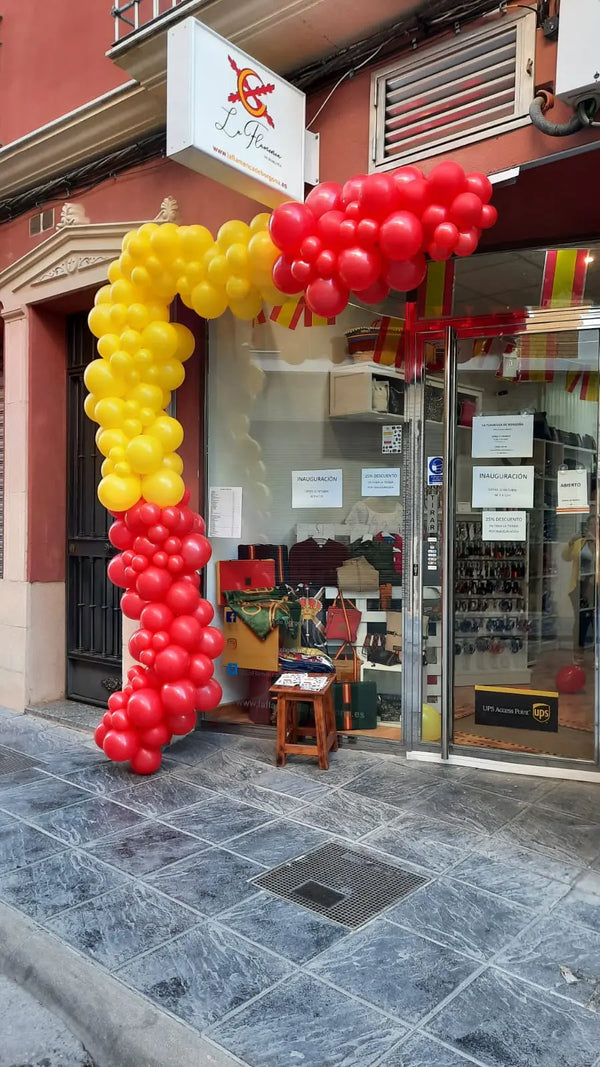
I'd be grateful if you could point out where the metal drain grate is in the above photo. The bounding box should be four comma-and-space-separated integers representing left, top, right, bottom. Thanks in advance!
252, 841, 429, 928
0, 745, 40, 776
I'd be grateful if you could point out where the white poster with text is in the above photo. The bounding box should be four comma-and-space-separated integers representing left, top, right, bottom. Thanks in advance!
208, 486, 242, 539
471, 414, 534, 458
556, 469, 589, 514
292, 469, 343, 509
361, 467, 401, 497
472, 466, 534, 509
482, 511, 527, 541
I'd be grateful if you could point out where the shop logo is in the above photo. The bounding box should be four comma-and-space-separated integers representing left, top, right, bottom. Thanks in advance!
228, 55, 275, 129
532, 702, 551, 724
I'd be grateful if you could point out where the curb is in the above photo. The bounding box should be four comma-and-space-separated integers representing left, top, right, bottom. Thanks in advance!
0, 899, 239, 1067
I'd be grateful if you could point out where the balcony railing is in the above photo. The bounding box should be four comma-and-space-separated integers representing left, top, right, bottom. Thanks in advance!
111, 0, 182, 42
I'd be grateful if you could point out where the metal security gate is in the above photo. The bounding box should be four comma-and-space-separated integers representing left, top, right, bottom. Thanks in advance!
66, 313, 122, 705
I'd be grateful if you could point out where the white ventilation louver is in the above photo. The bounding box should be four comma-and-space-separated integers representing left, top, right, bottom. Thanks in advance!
370, 12, 535, 170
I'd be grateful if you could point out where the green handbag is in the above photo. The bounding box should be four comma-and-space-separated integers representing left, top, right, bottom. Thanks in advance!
333, 681, 378, 730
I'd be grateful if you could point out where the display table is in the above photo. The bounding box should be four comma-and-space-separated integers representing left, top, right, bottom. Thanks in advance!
270, 674, 338, 770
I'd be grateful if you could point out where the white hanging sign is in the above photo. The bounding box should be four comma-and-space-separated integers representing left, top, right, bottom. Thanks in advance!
292, 469, 343, 509
482, 511, 527, 541
471, 414, 534, 458
208, 487, 243, 538
472, 466, 534, 508
361, 468, 400, 496
556, 470, 589, 514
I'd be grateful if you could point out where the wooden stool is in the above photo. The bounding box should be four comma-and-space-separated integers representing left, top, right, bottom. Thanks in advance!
270, 674, 338, 770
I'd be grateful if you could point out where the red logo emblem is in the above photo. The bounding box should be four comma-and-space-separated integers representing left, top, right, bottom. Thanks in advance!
228, 55, 275, 129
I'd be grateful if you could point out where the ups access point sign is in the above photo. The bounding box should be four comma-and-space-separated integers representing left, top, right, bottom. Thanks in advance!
475, 685, 559, 733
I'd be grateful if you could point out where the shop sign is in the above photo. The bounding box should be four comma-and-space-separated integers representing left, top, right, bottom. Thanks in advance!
471, 414, 533, 458
292, 469, 343, 509
556, 469, 589, 514
427, 456, 443, 485
361, 467, 400, 496
472, 466, 534, 508
208, 486, 243, 538
167, 18, 306, 206
475, 685, 559, 732
482, 510, 527, 541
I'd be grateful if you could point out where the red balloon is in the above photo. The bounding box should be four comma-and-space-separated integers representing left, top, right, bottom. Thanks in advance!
167, 555, 185, 575
108, 691, 126, 711
128, 628, 153, 660
315, 250, 338, 280
556, 664, 586, 694
165, 580, 200, 615
170, 615, 203, 651
152, 630, 172, 652
161, 678, 196, 716
136, 566, 172, 602
427, 242, 452, 262
197, 626, 225, 660
124, 566, 137, 585
155, 644, 191, 682
139, 502, 161, 526
356, 218, 379, 248
152, 551, 168, 569
148, 524, 169, 545
305, 181, 343, 219
479, 203, 498, 230
449, 192, 483, 230
354, 277, 390, 305
316, 210, 346, 251
182, 572, 201, 588
109, 521, 134, 550
433, 221, 459, 253
102, 711, 112, 728
427, 161, 466, 205
269, 201, 315, 254
342, 174, 367, 205
121, 591, 146, 620
176, 508, 195, 536
344, 200, 361, 220
339, 219, 358, 247
140, 602, 174, 632
193, 599, 215, 627
465, 172, 493, 204
192, 514, 205, 535
379, 211, 423, 261
421, 204, 448, 236
163, 536, 181, 556
299, 235, 323, 261
130, 747, 162, 775
127, 687, 164, 728
305, 277, 349, 317
139, 649, 156, 667
166, 711, 197, 736
131, 555, 149, 573
455, 228, 480, 257
122, 550, 134, 567
195, 678, 223, 712
397, 177, 429, 215
111, 710, 130, 731
130, 675, 146, 691
291, 259, 316, 285
180, 534, 212, 570
127, 664, 147, 683
383, 253, 427, 292
103, 729, 139, 762
358, 173, 398, 221
134, 536, 157, 558
188, 651, 215, 686
94, 723, 108, 749
107, 555, 129, 589
138, 723, 172, 749
161, 506, 181, 531
124, 502, 147, 534
272, 255, 303, 295
337, 246, 381, 292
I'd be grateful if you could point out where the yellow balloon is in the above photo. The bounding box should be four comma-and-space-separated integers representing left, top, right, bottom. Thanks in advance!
110, 279, 138, 305
84, 360, 127, 399
180, 225, 214, 260
217, 219, 251, 250
128, 382, 163, 411
114, 460, 132, 478
147, 414, 184, 452
98, 474, 142, 512
250, 212, 272, 234
127, 235, 152, 262
171, 323, 195, 362
150, 223, 181, 262
229, 289, 264, 319
207, 255, 229, 287
422, 703, 442, 742
94, 285, 113, 306
126, 434, 165, 474
84, 394, 98, 421
88, 305, 113, 339
163, 452, 184, 474
259, 282, 290, 305
226, 242, 250, 275
101, 459, 114, 477
226, 275, 252, 301
123, 417, 143, 438
107, 261, 123, 284
145, 302, 170, 323
119, 329, 142, 355
126, 304, 151, 330
109, 304, 128, 330
130, 267, 153, 292
132, 348, 154, 371
96, 427, 128, 458
109, 351, 136, 379
248, 231, 278, 273
94, 397, 127, 429
97, 333, 121, 360
140, 321, 178, 361
138, 222, 160, 240
153, 360, 185, 391
141, 469, 185, 507
191, 282, 228, 320
118, 252, 135, 279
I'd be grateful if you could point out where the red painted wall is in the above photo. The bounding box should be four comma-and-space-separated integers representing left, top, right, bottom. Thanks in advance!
0, 0, 129, 146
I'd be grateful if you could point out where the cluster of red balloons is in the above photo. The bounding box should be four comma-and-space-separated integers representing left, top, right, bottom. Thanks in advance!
268, 162, 497, 318
93, 489, 224, 774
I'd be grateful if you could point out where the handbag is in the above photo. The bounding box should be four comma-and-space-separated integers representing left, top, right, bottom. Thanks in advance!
325, 594, 361, 642
334, 681, 378, 730
333, 642, 361, 683
337, 555, 380, 593
238, 544, 288, 584
372, 381, 388, 412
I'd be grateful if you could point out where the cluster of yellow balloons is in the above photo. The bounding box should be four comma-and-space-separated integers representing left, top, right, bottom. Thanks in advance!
84, 214, 286, 512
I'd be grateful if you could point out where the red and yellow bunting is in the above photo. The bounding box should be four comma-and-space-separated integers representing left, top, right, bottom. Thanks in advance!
417, 260, 455, 320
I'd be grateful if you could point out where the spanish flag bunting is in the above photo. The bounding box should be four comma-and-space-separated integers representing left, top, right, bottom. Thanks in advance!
258, 296, 336, 329
517, 333, 557, 382
541, 248, 589, 308
566, 369, 599, 402
373, 316, 405, 367
417, 260, 455, 319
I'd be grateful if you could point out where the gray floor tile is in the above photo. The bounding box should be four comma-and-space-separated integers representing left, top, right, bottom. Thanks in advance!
34, 748, 107, 775
225, 819, 332, 867
111, 778, 216, 817
0, 777, 93, 818
448, 852, 569, 910
0, 767, 50, 791
220, 781, 307, 815
551, 871, 600, 933
230, 736, 277, 764
0, 818, 65, 871
505, 806, 600, 868
535, 780, 600, 822
307, 919, 479, 1024
247, 766, 331, 803
163, 793, 271, 844
387, 877, 535, 962
292, 788, 399, 840
45, 882, 200, 971
426, 968, 600, 1066
5, 725, 91, 759
174, 749, 272, 792
379, 1031, 483, 1066
162, 732, 222, 765
145, 847, 265, 915
410, 781, 528, 836
344, 762, 443, 810
364, 811, 486, 875
219, 891, 348, 963
209, 972, 407, 1067
118, 922, 292, 1031
471, 832, 584, 886
32, 796, 146, 845
58, 759, 177, 796
83, 820, 209, 875
495, 913, 600, 1008
283, 752, 381, 788
0, 850, 125, 921
457, 768, 551, 803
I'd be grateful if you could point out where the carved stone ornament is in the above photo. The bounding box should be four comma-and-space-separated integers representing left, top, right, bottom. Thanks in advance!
36, 255, 109, 284
56, 202, 90, 229
154, 196, 180, 223
101, 676, 122, 694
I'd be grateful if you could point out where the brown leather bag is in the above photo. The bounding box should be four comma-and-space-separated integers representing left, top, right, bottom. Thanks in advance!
333, 642, 362, 683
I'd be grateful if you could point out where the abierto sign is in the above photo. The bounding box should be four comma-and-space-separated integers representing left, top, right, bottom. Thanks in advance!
167, 18, 306, 206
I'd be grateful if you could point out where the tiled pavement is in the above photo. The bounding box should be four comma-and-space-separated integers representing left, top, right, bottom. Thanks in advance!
0, 709, 600, 1066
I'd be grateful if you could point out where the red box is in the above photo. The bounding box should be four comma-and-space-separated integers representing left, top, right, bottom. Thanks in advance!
216, 559, 276, 606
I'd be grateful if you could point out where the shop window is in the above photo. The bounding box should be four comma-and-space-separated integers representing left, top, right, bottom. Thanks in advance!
0, 354, 4, 579
370, 11, 535, 170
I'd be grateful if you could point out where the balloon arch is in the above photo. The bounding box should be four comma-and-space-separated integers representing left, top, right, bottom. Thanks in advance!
84, 161, 496, 774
